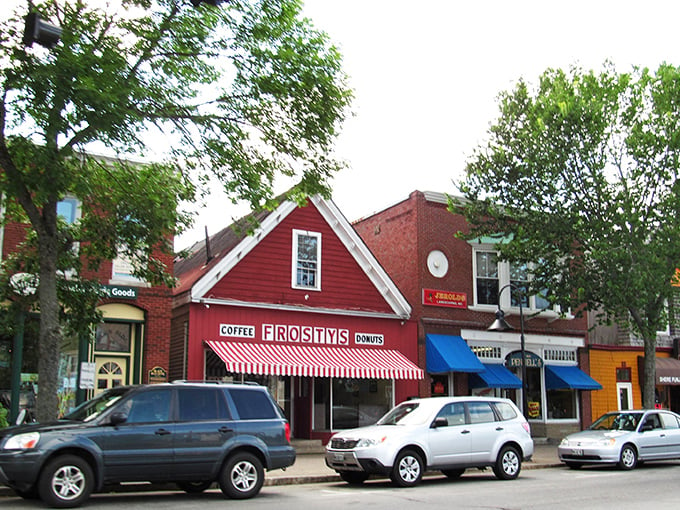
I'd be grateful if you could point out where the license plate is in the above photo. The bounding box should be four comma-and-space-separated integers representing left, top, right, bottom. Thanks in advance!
333, 453, 345, 461
572, 448, 584, 456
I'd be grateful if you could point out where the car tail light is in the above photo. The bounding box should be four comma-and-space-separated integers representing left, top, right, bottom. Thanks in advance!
522, 421, 531, 435
285, 422, 291, 443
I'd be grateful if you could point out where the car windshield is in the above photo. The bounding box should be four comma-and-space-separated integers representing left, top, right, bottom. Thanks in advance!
589, 412, 641, 431
63, 387, 132, 422
376, 402, 427, 426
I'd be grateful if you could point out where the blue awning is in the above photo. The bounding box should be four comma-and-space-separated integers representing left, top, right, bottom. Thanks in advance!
545, 365, 602, 390
469, 363, 523, 389
426, 334, 485, 374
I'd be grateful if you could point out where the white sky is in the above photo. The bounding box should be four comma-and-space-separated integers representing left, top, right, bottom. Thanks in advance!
5, 1, 680, 249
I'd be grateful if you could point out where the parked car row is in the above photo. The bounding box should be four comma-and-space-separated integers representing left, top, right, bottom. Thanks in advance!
4, 383, 680, 509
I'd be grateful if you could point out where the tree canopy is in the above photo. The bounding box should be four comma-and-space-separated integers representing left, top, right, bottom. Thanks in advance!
457, 63, 680, 408
0, 0, 352, 421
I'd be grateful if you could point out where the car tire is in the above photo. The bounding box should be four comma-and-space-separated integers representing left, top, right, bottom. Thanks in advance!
339, 471, 369, 485
177, 481, 213, 493
390, 450, 423, 487
441, 468, 465, 479
565, 462, 582, 470
618, 444, 638, 470
493, 445, 521, 480
37, 454, 94, 508
219, 452, 264, 499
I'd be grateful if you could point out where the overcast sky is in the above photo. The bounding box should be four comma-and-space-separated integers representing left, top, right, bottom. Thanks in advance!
5, 1, 680, 249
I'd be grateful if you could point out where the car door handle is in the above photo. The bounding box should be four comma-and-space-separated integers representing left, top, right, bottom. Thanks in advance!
496, 427, 504, 431
155, 428, 171, 436
461, 429, 471, 434
219, 426, 234, 434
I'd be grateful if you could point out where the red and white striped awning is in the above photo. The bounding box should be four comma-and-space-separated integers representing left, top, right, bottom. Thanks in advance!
205, 340, 423, 380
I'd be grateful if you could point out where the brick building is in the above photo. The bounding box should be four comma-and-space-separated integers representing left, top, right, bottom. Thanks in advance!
0, 195, 174, 416
353, 190, 602, 439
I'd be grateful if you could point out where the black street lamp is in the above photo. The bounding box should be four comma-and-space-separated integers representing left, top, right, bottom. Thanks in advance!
488, 283, 528, 418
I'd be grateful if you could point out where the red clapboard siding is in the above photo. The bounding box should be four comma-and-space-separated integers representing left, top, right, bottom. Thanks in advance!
206, 202, 394, 313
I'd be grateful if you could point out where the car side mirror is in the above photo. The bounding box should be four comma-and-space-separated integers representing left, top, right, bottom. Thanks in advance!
109, 411, 128, 426
431, 417, 448, 428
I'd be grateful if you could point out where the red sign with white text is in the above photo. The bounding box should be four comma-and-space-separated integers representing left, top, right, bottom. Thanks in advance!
422, 288, 467, 309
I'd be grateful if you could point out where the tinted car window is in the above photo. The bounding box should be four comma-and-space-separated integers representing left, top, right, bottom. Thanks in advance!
468, 401, 496, 424
124, 389, 171, 423
493, 401, 518, 421
229, 388, 277, 419
178, 387, 230, 421
435, 402, 466, 426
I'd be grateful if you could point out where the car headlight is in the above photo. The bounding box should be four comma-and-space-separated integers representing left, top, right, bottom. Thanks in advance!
4, 432, 40, 450
596, 438, 616, 447
560, 438, 570, 447
356, 436, 386, 448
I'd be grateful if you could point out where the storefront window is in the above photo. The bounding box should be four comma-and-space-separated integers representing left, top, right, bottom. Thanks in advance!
95, 322, 131, 352
313, 378, 392, 430
547, 389, 577, 419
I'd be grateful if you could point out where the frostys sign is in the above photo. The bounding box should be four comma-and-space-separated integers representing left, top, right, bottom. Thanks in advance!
219, 323, 385, 347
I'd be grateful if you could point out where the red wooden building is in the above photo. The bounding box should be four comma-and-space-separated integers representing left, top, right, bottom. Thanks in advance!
171, 195, 422, 440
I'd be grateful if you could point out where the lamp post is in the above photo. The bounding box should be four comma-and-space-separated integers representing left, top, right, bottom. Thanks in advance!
488, 283, 528, 418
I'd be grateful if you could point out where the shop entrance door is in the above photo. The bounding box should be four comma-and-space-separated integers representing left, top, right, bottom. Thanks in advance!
95, 357, 127, 395
617, 382, 633, 410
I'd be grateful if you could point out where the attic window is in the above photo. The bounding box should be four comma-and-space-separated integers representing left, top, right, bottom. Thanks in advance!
292, 229, 321, 291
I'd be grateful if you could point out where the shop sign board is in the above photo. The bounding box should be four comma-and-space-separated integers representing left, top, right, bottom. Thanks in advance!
213, 322, 388, 348
506, 350, 544, 369
422, 288, 467, 309
103, 284, 138, 300
148, 366, 167, 383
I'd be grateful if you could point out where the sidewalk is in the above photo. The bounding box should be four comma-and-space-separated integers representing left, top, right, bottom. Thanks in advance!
266, 442, 561, 486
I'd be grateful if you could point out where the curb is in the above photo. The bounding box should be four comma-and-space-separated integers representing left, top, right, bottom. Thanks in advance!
1, 461, 563, 497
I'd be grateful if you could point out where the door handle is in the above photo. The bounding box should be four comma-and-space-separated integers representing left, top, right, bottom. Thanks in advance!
155, 428, 171, 436
219, 426, 234, 434
461, 429, 471, 434
496, 427, 504, 431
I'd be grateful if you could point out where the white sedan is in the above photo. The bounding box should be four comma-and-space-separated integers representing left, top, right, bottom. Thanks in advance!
558, 409, 680, 470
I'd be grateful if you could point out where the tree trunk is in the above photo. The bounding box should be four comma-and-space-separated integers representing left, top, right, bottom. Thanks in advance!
35, 230, 60, 423
642, 333, 658, 409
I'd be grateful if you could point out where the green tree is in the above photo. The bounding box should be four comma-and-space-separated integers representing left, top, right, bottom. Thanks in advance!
0, 0, 351, 421
457, 63, 680, 409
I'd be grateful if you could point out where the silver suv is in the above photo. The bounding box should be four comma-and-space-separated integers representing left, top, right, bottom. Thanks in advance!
326, 396, 533, 486
0, 381, 295, 508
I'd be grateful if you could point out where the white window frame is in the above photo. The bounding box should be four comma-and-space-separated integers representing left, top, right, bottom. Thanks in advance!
471, 245, 563, 317
617, 382, 634, 411
291, 229, 321, 291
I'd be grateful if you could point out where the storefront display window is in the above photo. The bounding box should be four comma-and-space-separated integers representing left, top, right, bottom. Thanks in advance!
547, 389, 576, 419
525, 366, 543, 420
95, 322, 131, 352
314, 378, 392, 430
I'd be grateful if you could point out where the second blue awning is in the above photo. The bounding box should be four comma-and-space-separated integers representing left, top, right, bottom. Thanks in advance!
426, 334, 485, 374
469, 363, 523, 389
545, 365, 602, 390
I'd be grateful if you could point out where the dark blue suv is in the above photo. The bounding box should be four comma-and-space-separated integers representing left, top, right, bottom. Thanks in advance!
0, 381, 295, 508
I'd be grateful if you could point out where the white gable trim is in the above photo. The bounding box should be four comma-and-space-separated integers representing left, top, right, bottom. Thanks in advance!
191, 195, 412, 320
310, 196, 411, 319
191, 201, 297, 299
